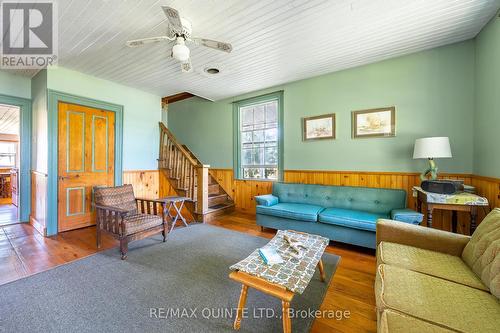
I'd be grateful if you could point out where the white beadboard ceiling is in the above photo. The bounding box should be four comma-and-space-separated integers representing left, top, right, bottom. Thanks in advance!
7, 0, 500, 100
0, 104, 19, 135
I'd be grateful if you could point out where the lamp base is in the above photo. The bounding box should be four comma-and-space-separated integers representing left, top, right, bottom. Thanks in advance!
420, 158, 438, 181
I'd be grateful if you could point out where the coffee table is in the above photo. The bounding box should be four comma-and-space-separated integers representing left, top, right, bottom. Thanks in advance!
229, 230, 329, 333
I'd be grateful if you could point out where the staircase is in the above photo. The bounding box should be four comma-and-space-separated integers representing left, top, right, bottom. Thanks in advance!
158, 123, 234, 222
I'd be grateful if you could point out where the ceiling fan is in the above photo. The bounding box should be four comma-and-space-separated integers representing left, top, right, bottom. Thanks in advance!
126, 6, 232, 73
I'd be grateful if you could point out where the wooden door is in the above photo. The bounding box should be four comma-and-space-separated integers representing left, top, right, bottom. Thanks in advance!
58, 102, 115, 232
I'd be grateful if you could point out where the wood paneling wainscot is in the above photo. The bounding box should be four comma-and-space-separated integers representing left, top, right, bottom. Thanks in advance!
30, 171, 48, 235
210, 168, 500, 235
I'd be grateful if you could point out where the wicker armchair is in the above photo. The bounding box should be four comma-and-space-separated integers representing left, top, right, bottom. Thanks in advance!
94, 184, 168, 259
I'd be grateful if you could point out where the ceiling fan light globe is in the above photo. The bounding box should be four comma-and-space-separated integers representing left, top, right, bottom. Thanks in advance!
172, 44, 190, 62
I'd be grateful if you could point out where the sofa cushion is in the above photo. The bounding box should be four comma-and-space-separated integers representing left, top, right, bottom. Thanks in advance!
123, 213, 163, 235
377, 242, 488, 291
272, 182, 406, 215
318, 208, 388, 232
256, 203, 323, 222
375, 264, 500, 333
379, 310, 454, 333
462, 208, 500, 299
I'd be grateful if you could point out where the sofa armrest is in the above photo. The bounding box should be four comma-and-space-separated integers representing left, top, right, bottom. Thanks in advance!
376, 219, 470, 256
390, 208, 423, 225
255, 194, 279, 207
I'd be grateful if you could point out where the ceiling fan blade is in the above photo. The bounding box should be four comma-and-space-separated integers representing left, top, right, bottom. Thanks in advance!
190, 37, 232, 53
162, 6, 183, 33
126, 36, 172, 47
180, 59, 193, 73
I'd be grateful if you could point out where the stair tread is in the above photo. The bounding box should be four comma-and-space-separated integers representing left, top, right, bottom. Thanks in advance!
208, 193, 226, 198
207, 201, 235, 212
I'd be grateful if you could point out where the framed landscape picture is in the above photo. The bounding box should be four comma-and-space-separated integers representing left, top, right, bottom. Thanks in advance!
303, 113, 336, 141
352, 107, 395, 138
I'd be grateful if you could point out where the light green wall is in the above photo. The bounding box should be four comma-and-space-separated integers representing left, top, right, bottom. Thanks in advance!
0, 70, 31, 99
46, 67, 162, 170
474, 16, 500, 179
31, 69, 48, 173
169, 41, 475, 173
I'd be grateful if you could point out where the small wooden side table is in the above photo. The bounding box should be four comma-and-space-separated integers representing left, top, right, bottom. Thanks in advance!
159, 196, 189, 232
414, 187, 489, 235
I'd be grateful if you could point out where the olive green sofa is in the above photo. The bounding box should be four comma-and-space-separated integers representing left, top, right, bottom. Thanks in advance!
375, 208, 500, 332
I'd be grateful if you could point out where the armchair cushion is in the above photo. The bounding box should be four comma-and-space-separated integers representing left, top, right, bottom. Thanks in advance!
255, 194, 279, 207
390, 209, 423, 224
94, 184, 137, 214
123, 214, 163, 235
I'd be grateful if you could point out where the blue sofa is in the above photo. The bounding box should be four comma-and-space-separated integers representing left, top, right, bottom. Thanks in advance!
255, 182, 423, 249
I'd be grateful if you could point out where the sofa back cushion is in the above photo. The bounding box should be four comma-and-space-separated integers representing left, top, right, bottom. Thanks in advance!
272, 182, 406, 215
461, 208, 500, 299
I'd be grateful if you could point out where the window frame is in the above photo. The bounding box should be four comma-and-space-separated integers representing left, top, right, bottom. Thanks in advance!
233, 91, 284, 181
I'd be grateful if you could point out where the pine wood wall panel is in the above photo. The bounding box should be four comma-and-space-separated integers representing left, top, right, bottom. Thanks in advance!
30, 171, 48, 236
123, 170, 160, 199
121, 169, 498, 231
210, 168, 499, 235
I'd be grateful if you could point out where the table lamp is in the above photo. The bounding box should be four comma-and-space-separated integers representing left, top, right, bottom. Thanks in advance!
413, 137, 452, 181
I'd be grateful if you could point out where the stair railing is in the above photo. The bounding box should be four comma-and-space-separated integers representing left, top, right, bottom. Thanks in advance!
159, 122, 209, 214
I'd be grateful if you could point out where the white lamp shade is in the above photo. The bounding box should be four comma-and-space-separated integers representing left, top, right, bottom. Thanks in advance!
413, 137, 452, 159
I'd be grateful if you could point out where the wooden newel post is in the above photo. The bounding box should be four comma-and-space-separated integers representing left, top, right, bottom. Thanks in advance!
195, 164, 210, 216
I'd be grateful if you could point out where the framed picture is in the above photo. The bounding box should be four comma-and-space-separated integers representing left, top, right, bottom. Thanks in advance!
351, 107, 395, 138
303, 113, 336, 141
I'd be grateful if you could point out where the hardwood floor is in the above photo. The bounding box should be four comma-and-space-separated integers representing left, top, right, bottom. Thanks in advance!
0, 212, 377, 333
0, 199, 18, 226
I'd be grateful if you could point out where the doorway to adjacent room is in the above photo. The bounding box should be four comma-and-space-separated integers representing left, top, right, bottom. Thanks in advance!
0, 104, 20, 226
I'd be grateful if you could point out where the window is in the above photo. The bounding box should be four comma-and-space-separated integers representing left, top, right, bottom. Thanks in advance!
0, 142, 16, 167
234, 92, 283, 180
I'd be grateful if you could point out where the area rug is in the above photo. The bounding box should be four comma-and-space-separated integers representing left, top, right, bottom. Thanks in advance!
0, 224, 340, 332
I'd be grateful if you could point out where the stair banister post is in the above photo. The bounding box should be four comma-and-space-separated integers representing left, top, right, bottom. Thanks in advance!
195, 164, 210, 217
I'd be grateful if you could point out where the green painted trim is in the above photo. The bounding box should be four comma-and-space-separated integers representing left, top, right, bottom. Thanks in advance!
65, 186, 85, 216
46, 90, 124, 236
66, 111, 85, 173
91, 115, 108, 173
232, 91, 284, 181
0, 94, 31, 223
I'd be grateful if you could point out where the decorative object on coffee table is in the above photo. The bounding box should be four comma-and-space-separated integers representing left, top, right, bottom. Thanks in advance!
229, 230, 329, 333
352, 106, 395, 138
413, 136, 452, 181
302, 113, 336, 141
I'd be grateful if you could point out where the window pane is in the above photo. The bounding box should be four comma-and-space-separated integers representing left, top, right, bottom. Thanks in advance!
253, 130, 264, 143
265, 102, 277, 123
243, 168, 263, 179
241, 131, 252, 143
254, 105, 265, 124
265, 128, 277, 142
241, 107, 253, 126
265, 168, 278, 180
253, 148, 264, 165
264, 147, 278, 165
242, 149, 252, 165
